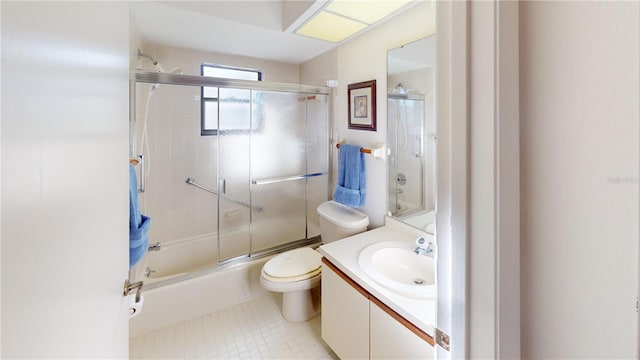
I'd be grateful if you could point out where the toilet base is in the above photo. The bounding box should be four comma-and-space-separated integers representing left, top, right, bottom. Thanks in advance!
282, 288, 320, 322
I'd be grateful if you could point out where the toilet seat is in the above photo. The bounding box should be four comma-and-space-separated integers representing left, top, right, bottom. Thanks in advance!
262, 247, 322, 282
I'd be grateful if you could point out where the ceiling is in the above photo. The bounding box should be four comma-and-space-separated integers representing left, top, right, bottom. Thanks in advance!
130, 1, 417, 65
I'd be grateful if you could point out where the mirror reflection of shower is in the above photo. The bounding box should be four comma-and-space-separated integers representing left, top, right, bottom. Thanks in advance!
386, 35, 436, 234
388, 92, 425, 217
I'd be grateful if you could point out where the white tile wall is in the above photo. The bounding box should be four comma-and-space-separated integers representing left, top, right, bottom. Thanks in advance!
130, 293, 337, 359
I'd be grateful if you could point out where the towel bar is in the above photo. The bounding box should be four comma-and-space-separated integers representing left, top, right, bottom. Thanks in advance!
336, 142, 386, 160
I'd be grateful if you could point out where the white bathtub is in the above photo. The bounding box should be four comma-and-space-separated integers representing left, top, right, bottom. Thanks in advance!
129, 228, 321, 337
141, 232, 219, 283
129, 256, 269, 337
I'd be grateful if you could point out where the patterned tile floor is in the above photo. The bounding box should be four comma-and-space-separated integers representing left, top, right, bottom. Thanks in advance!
130, 293, 338, 359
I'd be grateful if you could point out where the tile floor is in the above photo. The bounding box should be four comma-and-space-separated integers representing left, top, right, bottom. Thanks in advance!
130, 293, 338, 359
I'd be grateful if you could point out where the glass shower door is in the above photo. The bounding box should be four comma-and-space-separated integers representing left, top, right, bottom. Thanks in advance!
218, 87, 252, 262
250, 91, 308, 253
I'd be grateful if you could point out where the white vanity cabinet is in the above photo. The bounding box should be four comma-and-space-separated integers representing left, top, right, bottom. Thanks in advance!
322, 261, 370, 359
369, 301, 434, 359
321, 259, 434, 360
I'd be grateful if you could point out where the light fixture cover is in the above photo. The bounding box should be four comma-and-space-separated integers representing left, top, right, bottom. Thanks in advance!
296, 11, 367, 43
325, 0, 411, 24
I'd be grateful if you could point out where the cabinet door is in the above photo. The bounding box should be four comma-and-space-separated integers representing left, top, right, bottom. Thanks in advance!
321, 263, 370, 359
370, 302, 434, 359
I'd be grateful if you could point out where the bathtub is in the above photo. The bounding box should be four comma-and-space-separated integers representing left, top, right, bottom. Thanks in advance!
141, 232, 218, 282
130, 229, 321, 337
129, 255, 269, 337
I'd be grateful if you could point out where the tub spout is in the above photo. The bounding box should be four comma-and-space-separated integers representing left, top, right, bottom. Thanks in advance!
148, 242, 161, 251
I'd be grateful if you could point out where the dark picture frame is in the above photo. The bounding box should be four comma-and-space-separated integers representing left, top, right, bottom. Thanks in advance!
348, 80, 377, 131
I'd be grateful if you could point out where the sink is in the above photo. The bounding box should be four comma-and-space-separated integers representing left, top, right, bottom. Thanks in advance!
358, 241, 435, 298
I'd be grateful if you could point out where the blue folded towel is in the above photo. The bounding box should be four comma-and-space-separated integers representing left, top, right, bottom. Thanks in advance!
130, 164, 151, 267
334, 144, 366, 207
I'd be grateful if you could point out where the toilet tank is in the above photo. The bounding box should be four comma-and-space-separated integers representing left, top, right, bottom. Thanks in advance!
317, 201, 369, 244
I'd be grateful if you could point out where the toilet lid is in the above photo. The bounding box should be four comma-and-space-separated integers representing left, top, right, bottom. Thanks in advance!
263, 247, 322, 279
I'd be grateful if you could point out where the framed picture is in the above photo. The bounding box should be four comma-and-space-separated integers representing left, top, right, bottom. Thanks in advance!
348, 80, 377, 131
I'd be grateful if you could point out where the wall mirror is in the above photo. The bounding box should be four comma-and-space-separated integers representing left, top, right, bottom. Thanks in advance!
387, 35, 436, 234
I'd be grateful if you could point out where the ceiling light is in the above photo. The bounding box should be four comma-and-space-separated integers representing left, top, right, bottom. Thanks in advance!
294, 0, 412, 43
296, 11, 367, 43
326, 0, 410, 24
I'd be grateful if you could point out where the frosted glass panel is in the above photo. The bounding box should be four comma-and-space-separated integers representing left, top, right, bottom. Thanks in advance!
251, 91, 306, 180
218, 88, 251, 261
250, 91, 307, 253
306, 94, 329, 174
307, 175, 328, 239
251, 179, 307, 252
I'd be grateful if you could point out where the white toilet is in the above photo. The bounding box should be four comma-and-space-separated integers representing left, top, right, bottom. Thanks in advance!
260, 200, 369, 322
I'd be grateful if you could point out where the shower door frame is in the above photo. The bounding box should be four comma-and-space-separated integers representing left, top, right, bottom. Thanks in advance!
129, 70, 332, 272
387, 93, 426, 218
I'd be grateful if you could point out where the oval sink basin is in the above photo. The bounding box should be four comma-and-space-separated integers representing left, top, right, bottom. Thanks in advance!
358, 241, 435, 298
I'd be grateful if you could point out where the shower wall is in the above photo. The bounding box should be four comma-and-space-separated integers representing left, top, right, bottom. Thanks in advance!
136, 83, 216, 251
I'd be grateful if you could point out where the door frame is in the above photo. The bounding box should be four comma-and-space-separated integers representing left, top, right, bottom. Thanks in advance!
436, 1, 521, 358
435, 1, 468, 358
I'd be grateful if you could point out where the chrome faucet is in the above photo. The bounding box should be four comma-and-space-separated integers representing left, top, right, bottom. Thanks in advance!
414, 237, 434, 256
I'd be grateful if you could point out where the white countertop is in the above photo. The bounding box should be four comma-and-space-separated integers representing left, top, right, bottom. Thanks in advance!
318, 217, 436, 337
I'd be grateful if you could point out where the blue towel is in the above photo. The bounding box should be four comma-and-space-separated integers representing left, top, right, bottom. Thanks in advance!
130, 164, 151, 267
334, 144, 366, 207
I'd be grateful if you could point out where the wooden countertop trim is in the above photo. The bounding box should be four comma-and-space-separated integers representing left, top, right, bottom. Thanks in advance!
369, 293, 435, 346
321, 257, 435, 347
322, 257, 370, 298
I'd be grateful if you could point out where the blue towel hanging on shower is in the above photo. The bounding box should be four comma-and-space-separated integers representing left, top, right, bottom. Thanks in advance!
334, 144, 366, 207
130, 163, 151, 267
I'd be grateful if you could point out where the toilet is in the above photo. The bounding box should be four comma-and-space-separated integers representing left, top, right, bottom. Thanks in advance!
260, 200, 369, 322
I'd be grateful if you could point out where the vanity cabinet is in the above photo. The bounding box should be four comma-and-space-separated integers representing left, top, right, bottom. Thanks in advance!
321, 259, 434, 360
322, 261, 370, 359
369, 301, 434, 359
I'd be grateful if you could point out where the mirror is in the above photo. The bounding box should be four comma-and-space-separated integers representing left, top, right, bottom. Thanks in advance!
387, 35, 436, 234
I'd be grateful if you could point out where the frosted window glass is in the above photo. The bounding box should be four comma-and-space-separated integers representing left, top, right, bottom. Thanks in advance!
203, 101, 218, 132
201, 64, 261, 136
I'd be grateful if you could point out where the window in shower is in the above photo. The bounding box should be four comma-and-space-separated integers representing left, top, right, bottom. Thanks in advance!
201, 64, 262, 136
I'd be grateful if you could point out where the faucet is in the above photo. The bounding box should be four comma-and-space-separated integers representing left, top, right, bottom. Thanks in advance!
414, 237, 434, 256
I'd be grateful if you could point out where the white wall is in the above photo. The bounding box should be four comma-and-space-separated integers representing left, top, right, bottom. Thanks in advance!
1, 2, 130, 357
520, 2, 639, 357
302, 2, 436, 228
138, 43, 300, 82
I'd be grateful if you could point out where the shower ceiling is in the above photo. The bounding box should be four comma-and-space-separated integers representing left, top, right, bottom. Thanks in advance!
130, 1, 418, 64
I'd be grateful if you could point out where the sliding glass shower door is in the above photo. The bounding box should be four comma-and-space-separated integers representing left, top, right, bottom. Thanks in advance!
218, 88, 252, 261
250, 91, 307, 253
218, 88, 329, 262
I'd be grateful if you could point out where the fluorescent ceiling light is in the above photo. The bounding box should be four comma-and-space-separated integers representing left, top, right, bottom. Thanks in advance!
294, 0, 412, 43
326, 0, 410, 24
296, 11, 367, 43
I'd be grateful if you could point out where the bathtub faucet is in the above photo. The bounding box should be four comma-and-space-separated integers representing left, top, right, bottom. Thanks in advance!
148, 242, 161, 252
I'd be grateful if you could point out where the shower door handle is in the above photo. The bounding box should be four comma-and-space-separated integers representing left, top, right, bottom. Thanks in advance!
251, 172, 325, 186
218, 178, 226, 195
